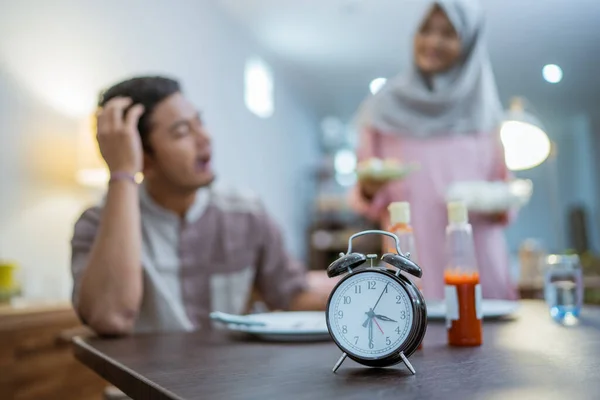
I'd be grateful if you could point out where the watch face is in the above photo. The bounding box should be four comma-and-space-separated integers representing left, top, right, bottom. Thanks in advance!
327, 270, 414, 360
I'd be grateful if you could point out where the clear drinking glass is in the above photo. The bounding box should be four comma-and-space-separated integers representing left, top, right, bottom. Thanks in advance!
544, 254, 583, 325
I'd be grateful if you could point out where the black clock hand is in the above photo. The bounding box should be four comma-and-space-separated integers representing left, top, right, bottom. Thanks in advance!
362, 308, 376, 327
372, 282, 389, 312
362, 315, 370, 328
368, 318, 373, 348
375, 314, 397, 323
362, 280, 390, 328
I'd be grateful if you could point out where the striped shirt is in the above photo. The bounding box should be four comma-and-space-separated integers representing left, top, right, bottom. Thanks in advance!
70, 184, 308, 332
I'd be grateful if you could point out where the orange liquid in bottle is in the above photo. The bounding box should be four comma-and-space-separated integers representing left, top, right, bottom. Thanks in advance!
444, 270, 482, 346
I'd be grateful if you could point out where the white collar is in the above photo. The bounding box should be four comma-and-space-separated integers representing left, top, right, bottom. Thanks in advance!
139, 183, 210, 224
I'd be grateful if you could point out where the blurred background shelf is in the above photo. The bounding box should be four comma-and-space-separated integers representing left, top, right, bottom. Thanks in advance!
308, 222, 380, 270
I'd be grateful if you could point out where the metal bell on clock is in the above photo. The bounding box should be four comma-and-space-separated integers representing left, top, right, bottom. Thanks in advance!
327, 252, 367, 278
381, 253, 422, 278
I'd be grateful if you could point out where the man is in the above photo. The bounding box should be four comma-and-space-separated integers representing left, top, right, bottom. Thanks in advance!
71, 76, 333, 336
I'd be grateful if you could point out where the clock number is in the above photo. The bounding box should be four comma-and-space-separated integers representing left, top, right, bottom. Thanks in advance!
354, 285, 362, 294
400, 311, 406, 320
368, 281, 376, 290
396, 295, 402, 304
369, 341, 374, 349
384, 285, 389, 293
386, 337, 391, 346
337, 310, 344, 319
354, 336, 359, 345
342, 325, 348, 334
395, 326, 401, 335
343, 296, 351, 304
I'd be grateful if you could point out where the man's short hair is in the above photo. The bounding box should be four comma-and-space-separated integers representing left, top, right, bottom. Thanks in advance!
98, 76, 181, 152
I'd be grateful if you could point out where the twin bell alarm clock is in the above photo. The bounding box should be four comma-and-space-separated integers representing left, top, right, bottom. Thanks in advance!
325, 230, 427, 374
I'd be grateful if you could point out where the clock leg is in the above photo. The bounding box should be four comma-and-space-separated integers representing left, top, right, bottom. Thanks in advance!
399, 352, 416, 375
332, 352, 348, 373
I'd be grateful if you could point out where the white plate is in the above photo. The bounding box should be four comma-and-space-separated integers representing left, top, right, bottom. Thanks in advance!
426, 299, 520, 320
356, 159, 418, 182
215, 311, 331, 342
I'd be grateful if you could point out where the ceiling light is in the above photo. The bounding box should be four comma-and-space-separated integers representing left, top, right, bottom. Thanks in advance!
369, 77, 387, 95
501, 97, 551, 171
335, 172, 357, 187
542, 64, 563, 84
244, 57, 274, 118
334, 149, 357, 175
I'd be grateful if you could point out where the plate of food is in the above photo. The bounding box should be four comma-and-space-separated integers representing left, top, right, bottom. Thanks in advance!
445, 179, 533, 213
356, 157, 418, 182
426, 299, 520, 320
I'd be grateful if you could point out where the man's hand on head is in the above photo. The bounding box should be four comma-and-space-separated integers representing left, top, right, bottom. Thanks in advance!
96, 97, 145, 175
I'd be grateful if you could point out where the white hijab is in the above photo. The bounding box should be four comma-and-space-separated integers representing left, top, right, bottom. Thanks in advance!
358, 0, 504, 137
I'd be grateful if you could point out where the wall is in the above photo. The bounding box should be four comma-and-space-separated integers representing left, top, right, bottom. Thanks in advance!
569, 115, 600, 253
505, 113, 600, 254
0, 0, 320, 300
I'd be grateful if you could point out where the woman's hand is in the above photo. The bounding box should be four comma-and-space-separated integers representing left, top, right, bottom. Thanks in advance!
487, 211, 509, 225
471, 210, 509, 225
359, 178, 388, 201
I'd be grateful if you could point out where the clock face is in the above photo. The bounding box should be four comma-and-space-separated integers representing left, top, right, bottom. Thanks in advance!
327, 270, 414, 360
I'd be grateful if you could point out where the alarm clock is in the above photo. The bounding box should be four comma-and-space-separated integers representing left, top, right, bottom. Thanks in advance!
325, 230, 427, 374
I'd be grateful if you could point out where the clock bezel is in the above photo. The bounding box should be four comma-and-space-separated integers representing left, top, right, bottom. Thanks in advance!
325, 267, 427, 368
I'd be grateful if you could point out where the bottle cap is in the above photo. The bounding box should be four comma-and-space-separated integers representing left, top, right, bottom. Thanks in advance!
447, 201, 468, 224
388, 201, 410, 224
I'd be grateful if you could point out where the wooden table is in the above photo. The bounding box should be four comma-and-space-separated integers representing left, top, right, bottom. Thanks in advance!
73, 301, 600, 400
0, 300, 108, 399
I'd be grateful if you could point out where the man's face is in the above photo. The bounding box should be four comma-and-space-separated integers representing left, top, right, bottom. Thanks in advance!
143, 92, 215, 191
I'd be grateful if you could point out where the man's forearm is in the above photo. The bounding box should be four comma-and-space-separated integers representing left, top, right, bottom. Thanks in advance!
78, 181, 142, 335
289, 289, 329, 311
289, 271, 339, 311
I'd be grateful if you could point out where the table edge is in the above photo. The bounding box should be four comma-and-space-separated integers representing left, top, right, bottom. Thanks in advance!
72, 336, 185, 400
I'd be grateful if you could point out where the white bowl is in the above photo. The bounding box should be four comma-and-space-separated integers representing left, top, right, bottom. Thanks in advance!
446, 179, 533, 213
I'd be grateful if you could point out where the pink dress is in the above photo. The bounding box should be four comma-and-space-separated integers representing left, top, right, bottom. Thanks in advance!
350, 127, 518, 301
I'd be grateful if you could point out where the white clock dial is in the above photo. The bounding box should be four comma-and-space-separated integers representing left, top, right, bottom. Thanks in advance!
327, 271, 413, 359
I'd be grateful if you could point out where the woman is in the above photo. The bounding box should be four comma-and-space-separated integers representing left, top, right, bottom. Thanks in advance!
351, 0, 517, 300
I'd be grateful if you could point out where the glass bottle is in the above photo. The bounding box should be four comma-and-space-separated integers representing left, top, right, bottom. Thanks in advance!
444, 201, 482, 346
